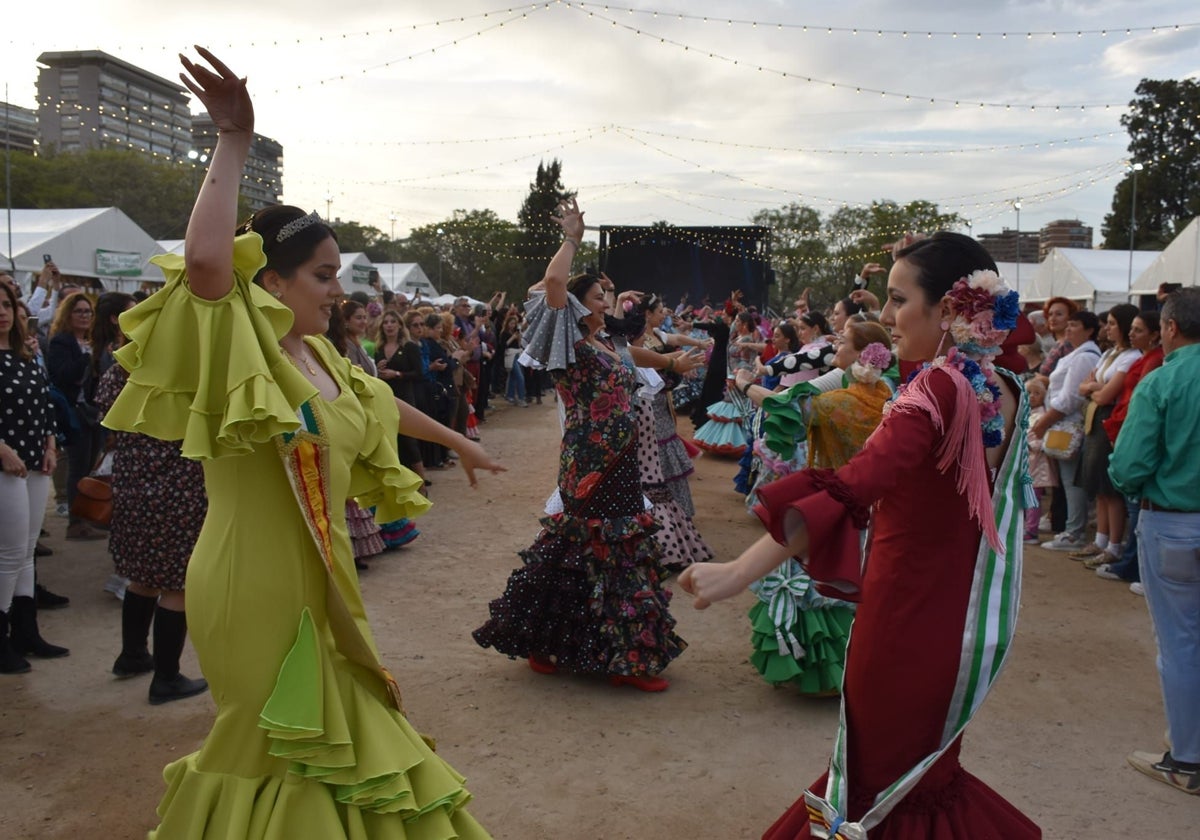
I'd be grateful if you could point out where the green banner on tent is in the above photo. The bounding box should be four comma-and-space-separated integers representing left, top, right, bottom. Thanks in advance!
95, 249, 142, 277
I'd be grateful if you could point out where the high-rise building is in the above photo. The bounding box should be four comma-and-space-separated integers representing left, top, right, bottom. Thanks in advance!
36, 50, 192, 159
0, 102, 38, 154
191, 115, 284, 213
1038, 219, 1093, 261
978, 229, 1041, 265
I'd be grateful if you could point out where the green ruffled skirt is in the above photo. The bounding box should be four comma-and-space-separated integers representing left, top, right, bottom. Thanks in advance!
748, 600, 855, 694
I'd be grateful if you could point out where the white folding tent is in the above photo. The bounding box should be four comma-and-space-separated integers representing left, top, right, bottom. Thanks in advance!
1021, 248, 1158, 310
338, 252, 376, 289
1130, 217, 1200, 294
1, 207, 167, 292
372, 262, 438, 298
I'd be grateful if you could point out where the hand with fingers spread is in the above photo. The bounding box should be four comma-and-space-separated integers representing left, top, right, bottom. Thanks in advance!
454, 438, 507, 488
551, 196, 585, 242
179, 47, 254, 135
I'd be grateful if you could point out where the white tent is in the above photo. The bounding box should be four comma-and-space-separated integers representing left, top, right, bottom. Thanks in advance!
339, 252, 376, 289
1, 207, 166, 292
373, 262, 437, 297
994, 261, 1032, 300
1021, 248, 1158, 310
1130, 217, 1200, 294
158, 239, 186, 256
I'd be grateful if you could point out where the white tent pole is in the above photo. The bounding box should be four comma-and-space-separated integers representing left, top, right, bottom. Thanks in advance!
4, 85, 14, 274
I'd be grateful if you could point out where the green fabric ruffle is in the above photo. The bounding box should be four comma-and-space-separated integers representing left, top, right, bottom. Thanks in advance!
747, 599, 855, 694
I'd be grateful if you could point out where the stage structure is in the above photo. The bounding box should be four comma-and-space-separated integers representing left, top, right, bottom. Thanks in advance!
598, 225, 773, 312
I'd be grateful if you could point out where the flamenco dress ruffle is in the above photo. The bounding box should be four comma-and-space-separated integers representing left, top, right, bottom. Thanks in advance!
747, 560, 854, 694
635, 382, 712, 570
691, 393, 748, 457
379, 516, 420, 549
346, 501, 385, 559
103, 232, 486, 840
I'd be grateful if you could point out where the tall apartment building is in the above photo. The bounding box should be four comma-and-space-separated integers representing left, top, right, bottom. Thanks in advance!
192, 115, 284, 213
0, 102, 38, 153
1038, 219, 1093, 261
36, 50, 192, 159
978, 229, 1041, 265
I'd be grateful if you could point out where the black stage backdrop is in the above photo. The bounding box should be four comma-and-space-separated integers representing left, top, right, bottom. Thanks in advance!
598, 226, 773, 312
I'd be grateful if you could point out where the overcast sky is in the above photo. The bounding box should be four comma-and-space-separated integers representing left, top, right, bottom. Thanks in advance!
3, 1, 1198, 244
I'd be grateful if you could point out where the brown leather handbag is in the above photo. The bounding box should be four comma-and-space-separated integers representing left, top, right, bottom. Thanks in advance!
71, 476, 113, 526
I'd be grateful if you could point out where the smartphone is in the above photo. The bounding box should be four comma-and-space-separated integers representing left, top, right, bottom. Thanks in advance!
27, 316, 40, 333
43, 254, 53, 264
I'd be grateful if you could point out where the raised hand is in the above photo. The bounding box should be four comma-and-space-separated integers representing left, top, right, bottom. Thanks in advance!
179, 47, 254, 135
551, 196, 585, 241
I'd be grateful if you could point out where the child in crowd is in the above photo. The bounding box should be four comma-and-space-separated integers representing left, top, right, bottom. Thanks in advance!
1024, 377, 1056, 544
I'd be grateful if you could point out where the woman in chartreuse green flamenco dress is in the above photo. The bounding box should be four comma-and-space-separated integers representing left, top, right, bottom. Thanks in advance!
102, 48, 503, 839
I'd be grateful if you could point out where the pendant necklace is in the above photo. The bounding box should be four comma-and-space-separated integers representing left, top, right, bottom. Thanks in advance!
281, 345, 318, 376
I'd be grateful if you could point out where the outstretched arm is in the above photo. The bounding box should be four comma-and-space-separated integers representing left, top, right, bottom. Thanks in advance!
393, 397, 505, 487
678, 530, 807, 609
178, 47, 255, 301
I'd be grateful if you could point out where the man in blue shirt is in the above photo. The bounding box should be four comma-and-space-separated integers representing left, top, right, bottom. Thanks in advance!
1110, 287, 1200, 796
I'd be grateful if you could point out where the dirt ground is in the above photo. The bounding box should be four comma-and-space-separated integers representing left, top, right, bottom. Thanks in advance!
3, 397, 1198, 839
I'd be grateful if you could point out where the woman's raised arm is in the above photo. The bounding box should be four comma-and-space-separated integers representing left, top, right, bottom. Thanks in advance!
534, 197, 585, 309
178, 48, 255, 301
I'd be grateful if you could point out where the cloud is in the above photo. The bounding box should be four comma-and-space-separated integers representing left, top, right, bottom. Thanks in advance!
1102, 27, 1200, 77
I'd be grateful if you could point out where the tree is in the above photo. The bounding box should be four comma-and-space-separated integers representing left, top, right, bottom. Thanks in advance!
753, 199, 962, 312
515, 159, 573, 285
8, 147, 250, 239
751, 203, 828, 310
1102, 78, 1200, 250
398, 210, 526, 300
329, 220, 387, 259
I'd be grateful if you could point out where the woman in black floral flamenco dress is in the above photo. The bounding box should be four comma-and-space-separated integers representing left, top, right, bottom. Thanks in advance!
474, 197, 686, 692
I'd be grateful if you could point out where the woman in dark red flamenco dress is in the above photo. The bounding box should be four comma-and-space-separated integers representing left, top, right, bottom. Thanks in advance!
473, 197, 685, 692
681, 232, 1040, 839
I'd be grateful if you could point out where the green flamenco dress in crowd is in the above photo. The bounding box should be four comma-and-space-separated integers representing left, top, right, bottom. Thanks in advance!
103, 233, 488, 840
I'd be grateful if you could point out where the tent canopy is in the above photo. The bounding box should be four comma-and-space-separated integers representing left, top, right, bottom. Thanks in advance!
1131, 217, 1200, 293
1, 207, 166, 290
1021, 248, 1158, 308
338, 252, 376, 289
372, 262, 437, 296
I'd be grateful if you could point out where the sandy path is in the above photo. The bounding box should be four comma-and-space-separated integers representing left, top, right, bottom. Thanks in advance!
2, 398, 1197, 838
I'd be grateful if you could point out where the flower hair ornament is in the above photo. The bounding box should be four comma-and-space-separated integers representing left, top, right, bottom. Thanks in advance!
901, 269, 1019, 449
849, 342, 893, 386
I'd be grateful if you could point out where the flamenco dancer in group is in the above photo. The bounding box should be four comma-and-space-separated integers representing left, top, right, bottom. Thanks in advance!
692, 309, 765, 457
474, 197, 687, 692
738, 321, 894, 695
681, 232, 1039, 838
103, 49, 502, 838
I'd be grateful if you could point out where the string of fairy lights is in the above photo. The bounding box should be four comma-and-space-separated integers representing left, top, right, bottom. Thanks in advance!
7, 3, 1175, 266
566, 3, 1198, 40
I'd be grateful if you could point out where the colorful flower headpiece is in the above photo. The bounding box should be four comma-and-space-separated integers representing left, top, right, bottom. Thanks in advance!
945, 269, 1021, 358
850, 342, 893, 385
898, 269, 1019, 449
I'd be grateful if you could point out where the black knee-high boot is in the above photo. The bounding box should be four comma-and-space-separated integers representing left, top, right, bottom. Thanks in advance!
148, 606, 208, 705
0, 610, 32, 674
8, 596, 69, 658
112, 591, 157, 678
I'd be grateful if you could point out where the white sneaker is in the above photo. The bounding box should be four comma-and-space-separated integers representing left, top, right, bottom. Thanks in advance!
56, 502, 69, 517
1130, 582, 1145, 597
1041, 532, 1085, 551
103, 574, 128, 601
1038, 515, 1052, 532
1095, 564, 1124, 581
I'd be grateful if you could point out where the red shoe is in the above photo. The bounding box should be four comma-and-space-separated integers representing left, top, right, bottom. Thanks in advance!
528, 655, 558, 675
608, 673, 669, 692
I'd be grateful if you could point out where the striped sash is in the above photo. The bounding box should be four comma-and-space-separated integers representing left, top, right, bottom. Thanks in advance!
805, 377, 1030, 839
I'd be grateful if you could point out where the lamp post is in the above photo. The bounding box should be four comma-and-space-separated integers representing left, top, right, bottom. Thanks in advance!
388, 213, 397, 289
324, 193, 334, 221
186, 149, 208, 195
1127, 162, 1143, 291
1012, 199, 1022, 288
436, 227, 445, 295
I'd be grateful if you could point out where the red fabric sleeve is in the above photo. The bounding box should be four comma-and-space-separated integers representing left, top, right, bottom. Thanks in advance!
752, 369, 957, 600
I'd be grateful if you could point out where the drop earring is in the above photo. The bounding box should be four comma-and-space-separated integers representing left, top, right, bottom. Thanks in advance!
271, 291, 283, 299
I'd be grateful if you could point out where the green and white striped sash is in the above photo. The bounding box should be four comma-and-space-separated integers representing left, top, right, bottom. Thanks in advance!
805, 376, 1030, 839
